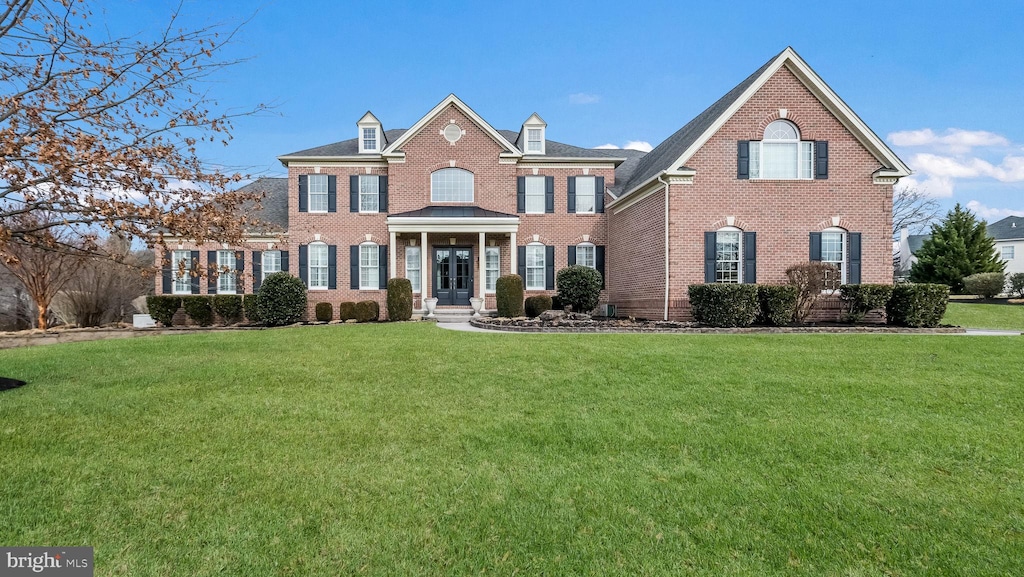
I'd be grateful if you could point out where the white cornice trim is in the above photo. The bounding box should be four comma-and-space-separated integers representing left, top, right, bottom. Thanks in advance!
516, 157, 626, 166
387, 216, 520, 234
285, 161, 389, 168
382, 94, 523, 157
278, 155, 383, 165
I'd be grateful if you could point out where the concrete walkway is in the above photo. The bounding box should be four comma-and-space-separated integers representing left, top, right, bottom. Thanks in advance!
436, 322, 1021, 336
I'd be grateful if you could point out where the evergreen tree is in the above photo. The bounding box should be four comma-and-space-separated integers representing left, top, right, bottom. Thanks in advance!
910, 203, 1004, 292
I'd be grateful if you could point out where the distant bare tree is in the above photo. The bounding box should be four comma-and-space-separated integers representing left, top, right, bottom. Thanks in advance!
893, 186, 942, 238
60, 237, 154, 327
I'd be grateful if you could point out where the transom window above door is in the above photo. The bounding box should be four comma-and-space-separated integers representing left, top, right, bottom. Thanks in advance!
431, 168, 474, 202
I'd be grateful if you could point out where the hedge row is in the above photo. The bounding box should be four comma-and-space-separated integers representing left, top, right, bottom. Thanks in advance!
687, 282, 948, 328
146, 294, 251, 327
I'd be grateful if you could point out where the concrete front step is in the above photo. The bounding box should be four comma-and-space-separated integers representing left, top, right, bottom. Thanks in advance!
432, 309, 475, 323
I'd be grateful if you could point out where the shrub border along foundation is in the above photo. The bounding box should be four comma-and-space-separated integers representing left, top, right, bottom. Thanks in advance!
468, 317, 967, 334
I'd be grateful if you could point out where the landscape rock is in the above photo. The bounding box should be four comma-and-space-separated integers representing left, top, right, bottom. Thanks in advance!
539, 310, 565, 321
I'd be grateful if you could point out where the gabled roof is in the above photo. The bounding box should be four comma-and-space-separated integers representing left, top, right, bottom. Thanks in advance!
987, 215, 1024, 240
383, 94, 521, 157
614, 47, 912, 203
236, 177, 289, 233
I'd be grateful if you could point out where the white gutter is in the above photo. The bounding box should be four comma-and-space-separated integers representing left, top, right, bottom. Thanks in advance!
658, 174, 670, 321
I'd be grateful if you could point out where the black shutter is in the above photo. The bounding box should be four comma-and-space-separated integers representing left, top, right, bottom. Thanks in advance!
516, 177, 526, 213
161, 251, 172, 294
298, 245, 308, 287
328, 245, 337, 290
544, 176, 554, 213
848, 232, 862, 285
298, 175, 308, 212
809, 232, 822, 261
596, 245, 606, 289
378, 245, 388, 289
280, 250, 289, 273
815, 141, 829, 180
737, 141, 750, 179
252, 251, 262, 292
349, 175, 359, 213
567, 245, 576, 266
350, 245, 359, 289
567, 177, 576, 213
517, 246, 526, 280
190, 250, 200, 294
208, 251, 217, 292
704, 232, 716, 283
379, 176, 388, 213
545, 245, 555, 290
743, 232, 756, 284
595, 176, 605, 213
327, 175, 337, 212
235, 251, 244, 274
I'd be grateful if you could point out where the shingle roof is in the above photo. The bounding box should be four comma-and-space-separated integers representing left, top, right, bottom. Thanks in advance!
388, 206, 517, 219
619, 49, 785, 194
282, 129, 408, 157
237, 177, 288, 232
986, 215, 1024, 240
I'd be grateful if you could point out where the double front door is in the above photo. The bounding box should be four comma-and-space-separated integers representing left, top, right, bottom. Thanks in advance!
433, 247, 473, 306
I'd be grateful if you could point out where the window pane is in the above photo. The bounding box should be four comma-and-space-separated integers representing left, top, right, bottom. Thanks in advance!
172, 250, 191, 293
431, 168, 474, 202
576, 244, 595, 268
749, 143, 760, 179
405, 247, 420, 292
762, 142, 798, 179
801, 141, 813, 179
525, 176, 545, 213
308, 244, 328, 289
363, 127, 376, 150
715, 231, 741, 283
262, 251, 281, 280
217, 251, 236, 293
485, 247, 500, 291
1002, 246, 1015, 260
308, 174, 328, 212
575, 177, 595, 213
360, 244, 379, 290
527, 128, 542, 152
526, 245, 545, 290
821, 232, 844, 289
764, 120, 798, 140
359, 175, 379, 212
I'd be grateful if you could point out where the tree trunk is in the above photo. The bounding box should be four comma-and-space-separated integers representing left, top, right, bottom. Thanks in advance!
36, 300, 48, 330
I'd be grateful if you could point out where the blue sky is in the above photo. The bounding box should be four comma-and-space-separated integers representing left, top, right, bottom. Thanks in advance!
103, 0, 1024, 223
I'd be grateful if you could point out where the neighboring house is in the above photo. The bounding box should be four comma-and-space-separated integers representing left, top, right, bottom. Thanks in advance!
156, 47, 911, 320
987, 216, 1024, 276
895, 228, 930, 279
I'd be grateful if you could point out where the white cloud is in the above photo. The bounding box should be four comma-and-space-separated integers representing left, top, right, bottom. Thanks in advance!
965, 200, 1024, 220
898, 175, 955, 198
624, 140, 653, 152
594, 143, 620, 149
910, 152, 1024, 183
568, 93, 600, 105
888, 128, 1009, 154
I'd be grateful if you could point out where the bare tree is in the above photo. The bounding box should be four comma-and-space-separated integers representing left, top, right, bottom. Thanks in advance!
892, 186, 942, 238
0, 0, 266, 258
59, 236, 153, 327
1, 212, 86, 329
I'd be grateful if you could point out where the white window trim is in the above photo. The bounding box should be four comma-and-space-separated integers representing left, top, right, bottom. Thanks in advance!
358, 175, 379, 214
525, 126, 545, 155
216, 250, 236, 294
715, 227, 743, 284
821, 227, 847, 289
307, 174, 329, 214
1001, 245, 1015, 260
262, 250, 282, 281
430, 168, 475, 203
359, 242, 380, 291
525, 243, 546, 291
575, 242, 596, 270
406, 246, 421, 294
308, 242, 329, 291
484, 246, 500, 293
171, 250, 192, 295
749, 120, 813, 181
359, 126, 379, 153
524, 175, 546, 215
574, 176, 596, 214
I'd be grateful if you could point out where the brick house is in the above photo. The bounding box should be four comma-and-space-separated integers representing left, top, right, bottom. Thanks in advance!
157, 47, 910, 321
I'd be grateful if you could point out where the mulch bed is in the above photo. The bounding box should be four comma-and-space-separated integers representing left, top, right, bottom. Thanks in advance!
470, 317, 966, 334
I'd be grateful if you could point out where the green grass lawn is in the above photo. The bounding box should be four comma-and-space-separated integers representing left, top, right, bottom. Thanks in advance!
943, 301, 1024, 330
1, 325, 1022, 575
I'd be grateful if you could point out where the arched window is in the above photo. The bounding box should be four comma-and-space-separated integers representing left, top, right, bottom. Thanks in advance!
715, 227, 743, 283
750, 120, 813, 180
431, 168, 474, 202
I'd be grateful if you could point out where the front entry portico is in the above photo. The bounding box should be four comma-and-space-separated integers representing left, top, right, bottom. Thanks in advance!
433, 246, 473, 305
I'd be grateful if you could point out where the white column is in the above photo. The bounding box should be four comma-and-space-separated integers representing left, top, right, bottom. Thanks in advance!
478, 231, 486, 305
420, 231, 428, 303
389, 231, 397, 281
509, 231, 517, 275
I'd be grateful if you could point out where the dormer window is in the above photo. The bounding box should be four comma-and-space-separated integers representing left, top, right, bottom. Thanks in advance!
527, 129, 543, 153
362, 127, 377, 152
357, 111, 383, 154
520, 113, 547, 155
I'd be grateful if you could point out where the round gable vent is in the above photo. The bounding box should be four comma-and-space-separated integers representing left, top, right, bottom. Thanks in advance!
443, 123, 463, 143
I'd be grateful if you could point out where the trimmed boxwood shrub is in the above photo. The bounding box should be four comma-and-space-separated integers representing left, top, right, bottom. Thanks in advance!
757, 285, 797, 326
387, 278, 413, 321
181, 296, 214, 326
688, 284, 759, 327
212, 295, 244, 324
146, 296, 181, 327
839, 284, 894, 323
354, 300, 379, 322
556, 265, 602, 313
551, 294, 563, 311
963, 272, 1006, 298
243, 294, 261, 323
1009, 272, 1024, 298
886, 283, 949, 327
256, 272, 307, 326
525, 295, 552, 318
338, 301, 357, 321
496, 274, 524, 317
315, 302, 333, 322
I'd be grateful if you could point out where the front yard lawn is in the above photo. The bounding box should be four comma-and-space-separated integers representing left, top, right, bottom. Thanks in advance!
1, 324, 1021, 575
943, 301, 1024, 330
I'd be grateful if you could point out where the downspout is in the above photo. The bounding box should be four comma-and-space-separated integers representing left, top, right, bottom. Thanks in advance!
658, 174, 670, 321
